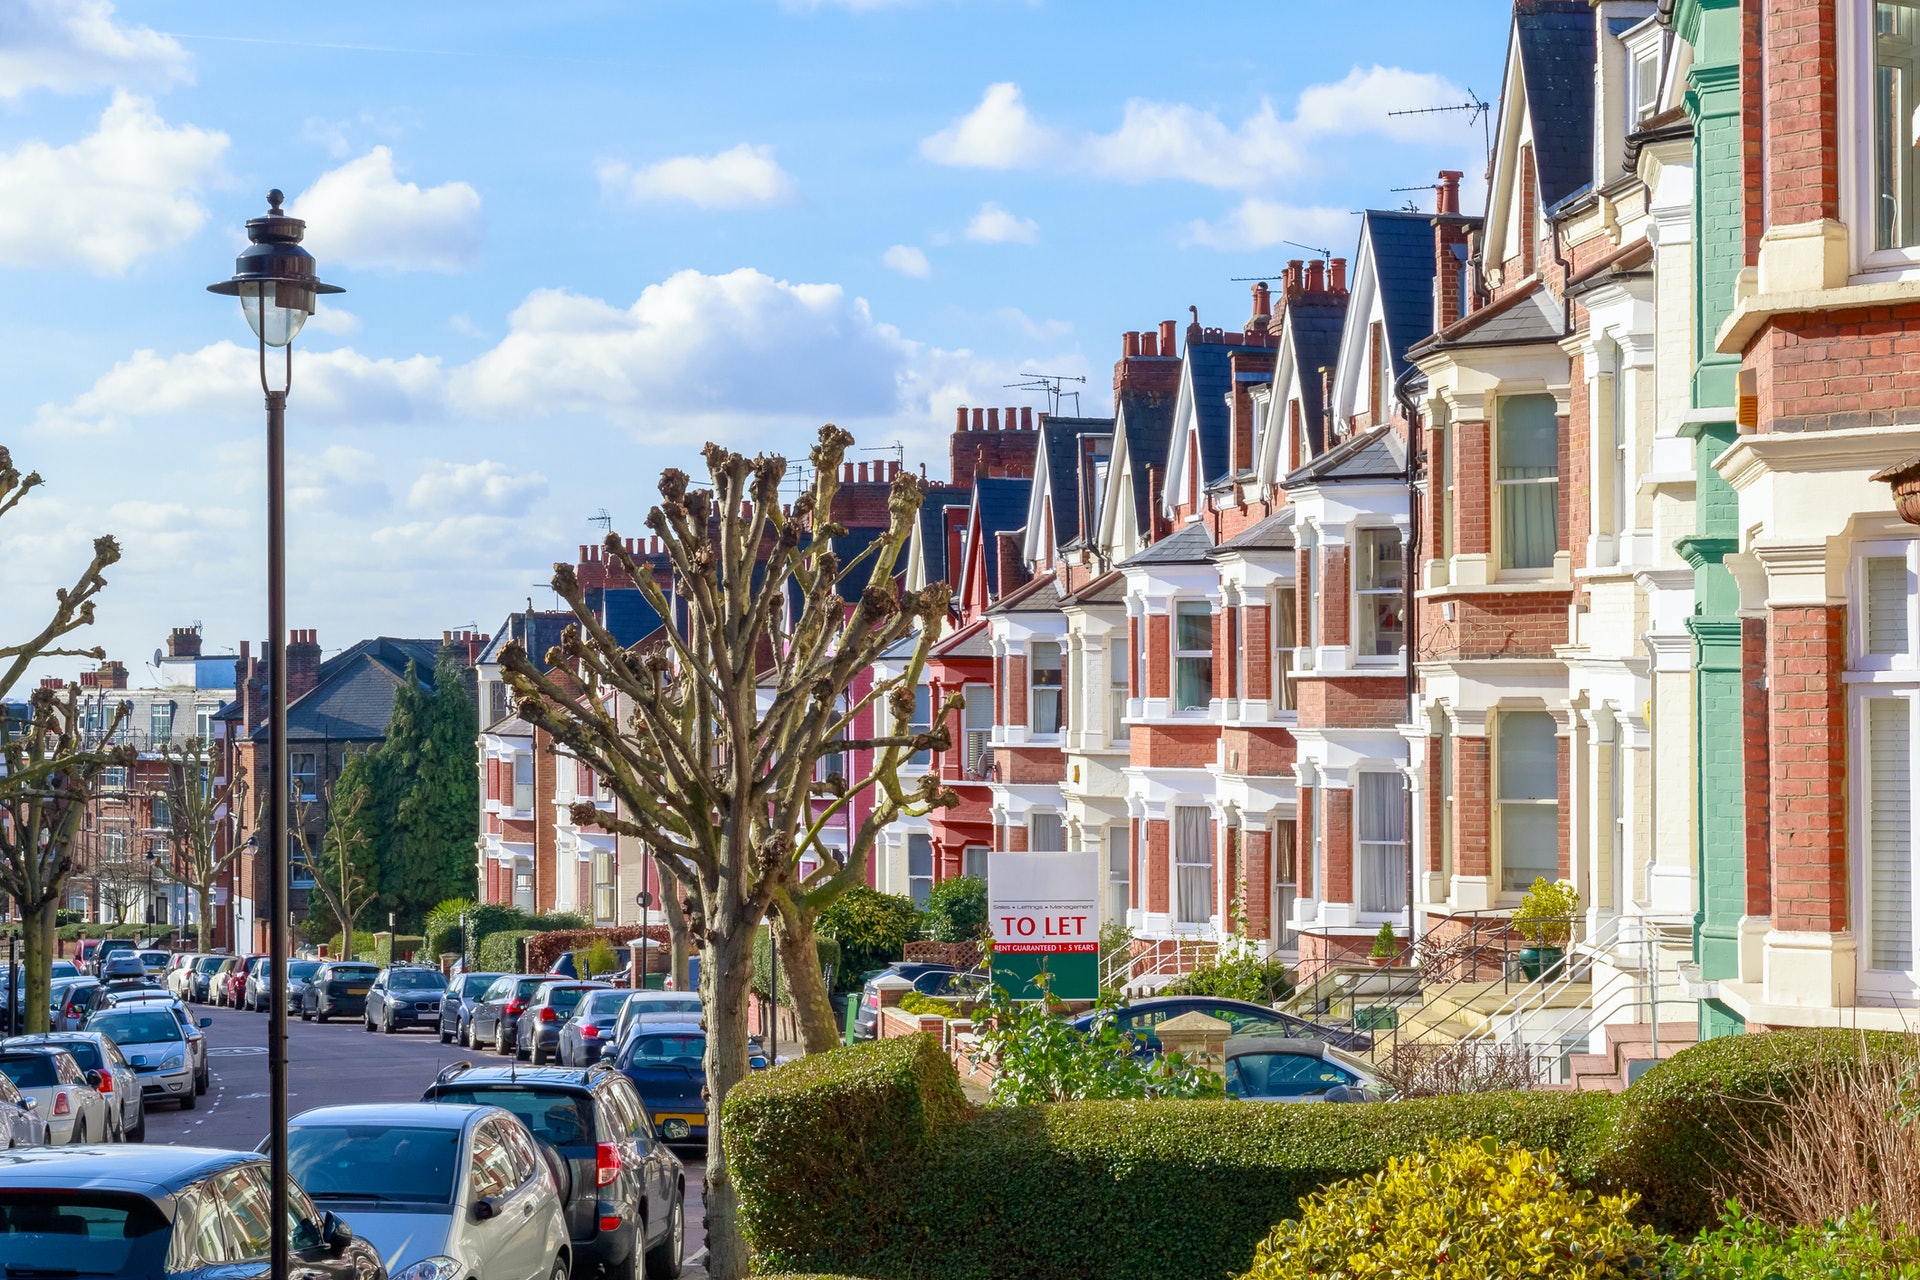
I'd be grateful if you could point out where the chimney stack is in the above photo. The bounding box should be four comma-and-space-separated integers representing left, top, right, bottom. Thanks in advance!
95, 660, 128, 690
287, 629, 322, 703
167, 626, 203, 659
1284, 260, 1303, 295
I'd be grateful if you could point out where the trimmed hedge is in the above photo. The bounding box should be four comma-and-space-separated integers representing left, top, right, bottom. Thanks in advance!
753, 927, 842, 1003
374, 933, 427, 966
525, 926, 669, 975
1603, 1027, 1920, 1234
476, 929, 536, 973
725, 1033, 1615, 1280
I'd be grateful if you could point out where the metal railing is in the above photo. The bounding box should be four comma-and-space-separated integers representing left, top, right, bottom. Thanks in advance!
1098, 935, 1223, 993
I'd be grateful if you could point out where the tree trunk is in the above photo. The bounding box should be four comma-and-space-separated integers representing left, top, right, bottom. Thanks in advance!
21, 901, 56, 1035
662, 884, 692, 992
771, 898, 840, 1055
194, 880, 214, 953
699, 916, 757, 1280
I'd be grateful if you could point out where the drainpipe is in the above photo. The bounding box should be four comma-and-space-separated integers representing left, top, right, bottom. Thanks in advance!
1395, 368, 1426, 947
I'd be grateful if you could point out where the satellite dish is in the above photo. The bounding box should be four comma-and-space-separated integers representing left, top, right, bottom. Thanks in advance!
153, 649, 164, 667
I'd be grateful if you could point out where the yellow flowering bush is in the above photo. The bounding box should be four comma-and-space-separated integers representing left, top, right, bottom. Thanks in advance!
1239, 1137, 1667, 1280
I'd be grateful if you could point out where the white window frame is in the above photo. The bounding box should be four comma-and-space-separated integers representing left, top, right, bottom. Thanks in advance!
907, 834, 935, 905
1352, 526, 1406, 664
1494, 710, 1562, 895
1272, 587, 1298, 714
1493, 393, 1562, 579
1841, 0, 1920, 280
1028, 811, 1063, 852
291, 752, 318, 803
1172, 599, 1214, 714
905, 683, 933, 770
1029, 640, 1064, 737
1105, 824, 1130, 923
962, 683, 993, 778
1108, 636, 1129, 745
1354, 769, 1409, 917
962, 845, 990, 882
1851, 539, 1920, 671
512, 753, 535, 813
1173, 805, 1213, 928
1853, 688, 1920, 997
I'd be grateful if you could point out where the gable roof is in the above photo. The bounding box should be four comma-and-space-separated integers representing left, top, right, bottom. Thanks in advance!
253, 636, 446, 743
1364, 211, 1442, 381
1280, 294, 1349, 456
1063, 569, 1126, 607
1184, 339, 1269, 484
1213, 506, 1296, 554
1120, 518, 1215, 567
1516, 1, 1598, 210
479, 611, 572, 671
971, 476, 1032, 598
1115, 387, 1177, 530
1284, 423, 1406, 487
1408, 276, 1565, 357
1036, 417, 1114, 550
986, 574, 1064, 616
913, 483, 971, 588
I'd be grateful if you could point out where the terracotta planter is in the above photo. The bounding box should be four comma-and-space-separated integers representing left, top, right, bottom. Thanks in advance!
1872, 454, 1920, 527
1368, 954, 1393, 969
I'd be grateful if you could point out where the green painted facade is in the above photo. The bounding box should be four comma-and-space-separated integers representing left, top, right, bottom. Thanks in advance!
1674, 0, 1747, 1039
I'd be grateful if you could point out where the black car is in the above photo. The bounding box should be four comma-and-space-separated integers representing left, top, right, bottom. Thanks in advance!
363, 965, 449, 1034
512, 981, 611, 1065
467, 973, 565, 1055
1065, 995, 1375, 1054
187, 954, 227, 1003
423, 1061, 685, 1280
89, 938, 136, 977
438, 970, 504, 1045
0, 1144, 386, 1279
299, 961, 380, 1023
852, 963, 983, 1041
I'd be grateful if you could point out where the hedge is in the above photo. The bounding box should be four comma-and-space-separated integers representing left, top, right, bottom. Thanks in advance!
725, 1033, 1615, 1280
753, 928, 842, 1004
476, 930, 536, 973
374, 933, 427, 966
1603, 1027, 1920, 1234
525, 926, 669, 975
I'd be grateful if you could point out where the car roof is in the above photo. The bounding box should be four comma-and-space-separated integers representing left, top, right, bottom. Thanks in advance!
0, 1044, 73, 1059
5, 1032, 108, 1047
0, 1145, 260, 1196
289, 1103, 493, 1130
427, 1064, 606, 1094
626, 1020, 704, 1035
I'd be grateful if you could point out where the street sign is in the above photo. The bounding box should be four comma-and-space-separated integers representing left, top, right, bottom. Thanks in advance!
988, 849, 1098, 1001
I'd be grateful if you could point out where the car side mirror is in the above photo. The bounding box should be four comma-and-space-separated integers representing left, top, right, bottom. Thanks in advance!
472, 1197, 498, 1222
199, 1018, 211, 1028
321, 1210, 353, 1251
85, 1070, 104, 1090
21, 1097, 35, 1112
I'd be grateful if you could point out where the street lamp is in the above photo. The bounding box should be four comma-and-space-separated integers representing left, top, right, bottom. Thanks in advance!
209, 190, 341, 1280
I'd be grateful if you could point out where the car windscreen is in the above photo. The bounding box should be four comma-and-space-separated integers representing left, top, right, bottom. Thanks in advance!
546, 986, 595, 1014
287, 1122, 460, 1205
1224, 1052, 1356, 1098
433, 1088, 595, 1150
515, 977, 557, 998
0, 1056, 57, 1088
195, 957, 225, 972
287, 961, 321, 981
579, 991, 630, 1019
0, 1191, 169, 1271
91, 1011, 183, 1044
459, 974, 502, 998
632, 998, 703, 1018
389, 970, 446, 990
327, 967, 378, 982
47, 1040, 101, 1071
625, 1033, 705, 1067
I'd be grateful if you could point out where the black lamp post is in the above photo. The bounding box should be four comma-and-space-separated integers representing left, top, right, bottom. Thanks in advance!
209, 190, 341, 1280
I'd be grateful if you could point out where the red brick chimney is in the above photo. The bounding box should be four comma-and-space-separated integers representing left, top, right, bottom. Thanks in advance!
1434, 170, 1472, 329
239, 641, 263, 733
1329, 257, 1348, 294
1159, 319, 1177, 358
947, 402, 1039, 483
287, 630, 322, 703
94, 660, 128, 690
1114, 320, 1184, 396
1305, 260, 1326, 294
1283, 260, 1304, 297
167, 626, 202, 659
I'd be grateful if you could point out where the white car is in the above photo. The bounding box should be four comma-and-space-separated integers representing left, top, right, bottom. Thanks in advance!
101, 991, 211, 1095
165, 953, 202, 999
0, 1045, 109, 1144
611, 993, 704, 1054
85, 1005, 196, 1111
0, 1070, 49, 1148
2, 1031, 145, 1142
282, 1102, 572, 1280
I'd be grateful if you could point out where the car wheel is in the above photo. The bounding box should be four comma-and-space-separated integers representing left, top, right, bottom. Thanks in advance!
300, 1007, 311, 1022
439, 1023, 453, 1044
381, 1010, 394, 1034
363, 1013, 375, 1033
529, 1037, 546, 1065
179, 1089, 196, 1111
315, 1009, 328, 1023
644, 1191, 684, 1279
496, 1024, 511, 1057
70, 1120, 87, 1146
549, 1258, 568, 1280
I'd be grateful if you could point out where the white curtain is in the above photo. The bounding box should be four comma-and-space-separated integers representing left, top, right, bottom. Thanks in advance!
1356, 773, 1407, 914
1175, 806, 1212, 925
1498, 394, 1559, 570
1029, 812, 1063, 852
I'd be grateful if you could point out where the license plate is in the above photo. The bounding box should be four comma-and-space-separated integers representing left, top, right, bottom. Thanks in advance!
346, 987, 369, 995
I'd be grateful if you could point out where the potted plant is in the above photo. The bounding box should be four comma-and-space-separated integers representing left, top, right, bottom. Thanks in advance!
1368, 920, 1397, 968
1512, 878, 1579, 981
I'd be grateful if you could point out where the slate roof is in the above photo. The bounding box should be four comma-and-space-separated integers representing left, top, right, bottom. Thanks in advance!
1516, 1, 1597, 209
915, 483, 971, 587
251, 636, 445, 744
1282, 293, 1349, 456
1284, 425, 1406, 487
1409, 278, 1565, 356
933, 621, 994, 659
484, 712, 532, 737
479, 611, 572, 670
1188, 340, 1270, 483
1040, 417, 1114, 547
1213, 507, 1296, 555
987, 575, 1065, 616
1120, 519, 1215, 567
1364, 211, 1441, 380
1116, 388, 1177, 532
1063, 571, 1126, 607
973, 477, 1033, 598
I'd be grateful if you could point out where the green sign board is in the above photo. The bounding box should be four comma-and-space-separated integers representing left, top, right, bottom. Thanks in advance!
990, 949, 1098, 1002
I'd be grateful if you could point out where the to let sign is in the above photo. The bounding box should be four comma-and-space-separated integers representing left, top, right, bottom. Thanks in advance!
989, 849, 1099, 1000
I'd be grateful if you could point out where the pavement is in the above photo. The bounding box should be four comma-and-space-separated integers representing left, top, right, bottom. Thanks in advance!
145, 1001, 709, 1276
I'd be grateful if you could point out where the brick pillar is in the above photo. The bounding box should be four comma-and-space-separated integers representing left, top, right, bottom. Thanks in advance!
1323, 788, 1354, 906
1741, 617, 1771, 918
1147, 615, 1170, 699
1764, 0, 1840, 226
1296, 790, 1314, 899
1768, 605, 1847, 932
1242, 830, 1270, 938
1146, 819, 1170, 914
1244, 606, 1271, 700
1455, 419, 1491, 557
1215, 608, 1234, 701
1006, 825, 1029, 853
1426, 733, 1446, 875
1007, 656, 1028, 727
1455, 735, 1491, 881
1322, 547, 1350, 647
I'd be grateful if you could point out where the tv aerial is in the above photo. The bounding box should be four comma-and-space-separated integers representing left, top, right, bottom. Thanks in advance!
588, 508, 613, 534
1389, 89, 1493, 168
1004, 372, 1086, 417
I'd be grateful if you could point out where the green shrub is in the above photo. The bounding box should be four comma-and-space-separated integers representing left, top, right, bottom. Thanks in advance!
1159, 942, 1292, 1005
923, 876, 987, 943
476, 929, 536, 973
896, 990, 954, 1018
972, 983, 1223, 1106
328, 930, 378, 960
374, 933, 426, 966
1604, 1028, 1920, 1234
753, 927, 842, 1004
577, 938, 620, 979
525, 910, 587, 932
725, 1032, 1618, 1280
1679, 1204, 1920, 1279
817, 888, 922, 991
423, 898, 476, 960
725, 1034, 967, 1273
1241, 1137, 1665, 1279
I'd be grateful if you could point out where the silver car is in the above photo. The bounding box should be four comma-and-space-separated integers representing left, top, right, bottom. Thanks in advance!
2, 1032, 144, 1142
611, 994, 704, 1055
103, 991, 210, 1095
86, 1005, 196, 1111
0, 1045, 109, 1144
282, 1102, 572, 1280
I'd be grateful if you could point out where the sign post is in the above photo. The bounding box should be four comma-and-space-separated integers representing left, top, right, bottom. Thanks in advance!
987, 849, 1099, 1001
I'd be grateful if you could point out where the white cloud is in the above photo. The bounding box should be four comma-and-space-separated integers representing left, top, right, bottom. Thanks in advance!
452, 268, 914, 432
997, 308, 1071, 342
922, 66, 1464, 190
599, 144, 795, 210
964, 202, 1038, 245
290, 148, 484, 273
34, 340, 446, 435
0, 92, 225, 274
407, 459, 548, 516
304, 306, 362, 337
882, 244, 931, 277
0, 0, 191, 99
1180, 200, 1358, 252
289, 445, 391, 517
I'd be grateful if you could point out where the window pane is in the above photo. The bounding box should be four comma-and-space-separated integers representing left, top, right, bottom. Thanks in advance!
1868, 555, 1911, 655
1029, 813, 1062, 851
1498, 712, 1559, 801
1500, 806, 1561, 892
1031, 642, 1062, 734
909, 685, 931, 767
1869, 698, 1914, 971
1174, 806, 1211, 925
1106, 825, 1130, 922
1175, 602, 1212, 652
907, 835, 932, 878
1356, 773, 1408, 914
1498, 394, 1559, 570
1175, 657, 1212, 711
1877, 2, 1920, 251
963, 846, 989, 880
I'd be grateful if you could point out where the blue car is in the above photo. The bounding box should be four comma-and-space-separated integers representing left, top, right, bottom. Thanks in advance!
613, 1020, 765, 1147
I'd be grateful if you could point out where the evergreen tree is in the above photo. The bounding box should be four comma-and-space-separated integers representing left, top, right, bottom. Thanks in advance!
395, 652, 478, 919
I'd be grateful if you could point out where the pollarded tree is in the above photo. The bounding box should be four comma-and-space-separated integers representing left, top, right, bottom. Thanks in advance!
502, 426, 955, 1280
294, 751, 378, 949
157, 740, 246, 952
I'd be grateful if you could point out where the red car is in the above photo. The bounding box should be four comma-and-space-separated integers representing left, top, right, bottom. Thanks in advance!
224, 955, 267, 1008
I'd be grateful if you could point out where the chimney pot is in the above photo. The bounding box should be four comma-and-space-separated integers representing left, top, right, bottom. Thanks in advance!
986, 408, 999, 430
842, 463, 855, 482
1020, 406, 1033, 430
972, 407, 984, 431
1284, 260, 1303, 294
1160, 319, 1177, 357
1330, 257, 1348, 293
857, 462, 870, 483
1305, 260, 1325, 293
1438, 169, 1463, 216
955, 406, 968, 434
1006, 407, 1018, 431
1253, 280, 1271, 317
1140, 332, 1158, 358
1123, 331, 1140, 358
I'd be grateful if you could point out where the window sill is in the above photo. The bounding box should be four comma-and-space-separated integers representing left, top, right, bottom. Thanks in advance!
1416, 579, 1576, 599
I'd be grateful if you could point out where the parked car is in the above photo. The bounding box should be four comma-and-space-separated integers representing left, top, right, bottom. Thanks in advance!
229, 954, 270, 1009
101, 993, 210, 1094
0, 1070, 50, 1149
613, 1021, 765, 1149
165, 952, 200, 998
282, 1103, 570, 1280
468, 974, 565, 1056
0, 1145, 386, 1279
99, 951, 148, 983
3, 1031, 145, 1141
206, 955, 239, 1005
559, 989, 638, 1066
300, 960, 379, 1023
610, 993, 704, 1055
279, 958, 323, 1012
549, 947, 632, 980
366, 964, 450, 1034
425, 1061, 686, 1279
90, 937, 136, 976
50, 976, 108, 1031
1066, 996, 1375, 1054
852, 964, 982, 1042
0, 1045, 110, 1144
439, 971, 506, 1045
186, 953, 223, 1002
86, 1004, 197, 1110
138, 949, 171, 976
514, 982, 611, 1064
1222, 1034, 1382, 1103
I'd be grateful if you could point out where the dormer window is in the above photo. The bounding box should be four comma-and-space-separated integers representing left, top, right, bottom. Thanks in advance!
1630, 44, 1661, 125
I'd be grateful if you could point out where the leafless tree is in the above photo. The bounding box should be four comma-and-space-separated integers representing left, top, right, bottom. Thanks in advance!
156, 740, 246, 952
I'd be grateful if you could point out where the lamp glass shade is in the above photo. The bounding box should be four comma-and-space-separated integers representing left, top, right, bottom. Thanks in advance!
238, 280, 313, 348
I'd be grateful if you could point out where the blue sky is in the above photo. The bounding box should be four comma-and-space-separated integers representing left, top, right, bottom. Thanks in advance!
2, 0, 1506, 679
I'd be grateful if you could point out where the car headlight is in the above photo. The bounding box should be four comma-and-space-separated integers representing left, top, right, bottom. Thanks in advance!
392, 1257, 463, 1280
160, 1051, 185, 1070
